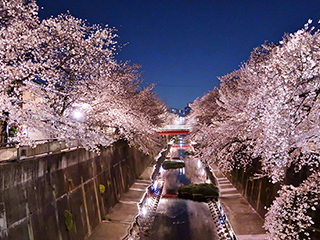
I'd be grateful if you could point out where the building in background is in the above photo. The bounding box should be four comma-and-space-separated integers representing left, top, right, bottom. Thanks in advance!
170, 103, 192, 117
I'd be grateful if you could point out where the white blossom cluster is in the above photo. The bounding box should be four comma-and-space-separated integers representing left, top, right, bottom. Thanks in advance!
187, 20, 320, 238
264, 172, 320, 239
0, 0, 168, 154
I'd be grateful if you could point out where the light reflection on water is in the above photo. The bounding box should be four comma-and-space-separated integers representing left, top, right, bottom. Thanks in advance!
126, 139, 221, 240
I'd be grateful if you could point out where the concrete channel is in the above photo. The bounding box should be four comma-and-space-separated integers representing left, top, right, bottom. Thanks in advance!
88, 143, 266, 240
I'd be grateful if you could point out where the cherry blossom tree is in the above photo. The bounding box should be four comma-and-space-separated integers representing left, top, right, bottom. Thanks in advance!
264, 172, 320, 239
189, 20, 320, 238
0, 0, 40, 140
0, 0, 166, 154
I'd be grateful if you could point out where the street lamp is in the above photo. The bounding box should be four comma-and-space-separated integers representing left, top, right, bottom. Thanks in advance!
73, 110, 83, 121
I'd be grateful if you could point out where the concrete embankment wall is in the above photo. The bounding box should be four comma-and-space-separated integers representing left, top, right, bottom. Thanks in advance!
0, 140, 152, 240
225, 168, 280, 218
225, 165, 315, 218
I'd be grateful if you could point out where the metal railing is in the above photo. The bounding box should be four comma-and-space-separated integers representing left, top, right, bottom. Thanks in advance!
0, 138, 80, 162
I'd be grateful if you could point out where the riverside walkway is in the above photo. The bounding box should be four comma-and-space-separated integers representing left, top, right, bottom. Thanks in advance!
211, 165, 268, 240
87, 166, 154, 240
88, 166, 153, 240
88, 162, 267, 240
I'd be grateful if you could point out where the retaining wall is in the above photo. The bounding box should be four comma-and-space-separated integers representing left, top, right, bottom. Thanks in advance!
0, 140, 152, 240
225, 165, 317, 218
225, 166, 320, 238
225, 168, 281, 218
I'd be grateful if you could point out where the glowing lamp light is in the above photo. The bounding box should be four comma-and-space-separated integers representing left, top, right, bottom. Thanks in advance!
146, 198, 152, 206
141, 206, 147, 216
73, 110, 83, 120
198, 160, 201, 168
153, 180, 158, 191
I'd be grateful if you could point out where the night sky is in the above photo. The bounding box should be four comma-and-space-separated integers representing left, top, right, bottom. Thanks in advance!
36, 0, 320, 109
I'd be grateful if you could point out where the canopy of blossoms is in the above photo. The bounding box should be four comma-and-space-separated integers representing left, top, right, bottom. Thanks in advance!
188, 20, 320, 238
0, 0, 170, 154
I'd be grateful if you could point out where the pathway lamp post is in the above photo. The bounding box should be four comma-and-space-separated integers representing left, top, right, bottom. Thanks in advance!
73, 110, 83, 121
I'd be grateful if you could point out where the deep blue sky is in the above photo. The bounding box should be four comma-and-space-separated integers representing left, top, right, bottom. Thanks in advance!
36, 0, 320, 109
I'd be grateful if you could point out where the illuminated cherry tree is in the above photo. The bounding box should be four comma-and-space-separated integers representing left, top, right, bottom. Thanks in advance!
264, 172, 320, 239
189, 20, 320, 238
0, 0, 166, 154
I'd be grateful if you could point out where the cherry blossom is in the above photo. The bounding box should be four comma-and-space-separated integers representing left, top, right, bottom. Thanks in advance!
189, 20, 320, 237
0, 0, 166, 154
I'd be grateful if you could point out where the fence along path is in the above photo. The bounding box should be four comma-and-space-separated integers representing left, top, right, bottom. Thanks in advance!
0, 138, 80, 162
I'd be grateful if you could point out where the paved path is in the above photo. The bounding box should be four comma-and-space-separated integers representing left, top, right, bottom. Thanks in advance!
211, 165, 268, 240
87, 166, 153, 240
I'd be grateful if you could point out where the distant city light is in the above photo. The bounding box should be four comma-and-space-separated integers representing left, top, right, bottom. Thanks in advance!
178, 116, 185, 124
